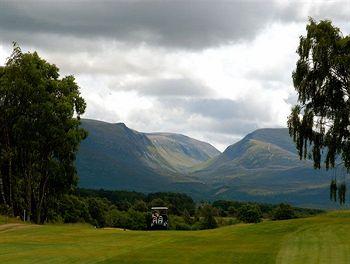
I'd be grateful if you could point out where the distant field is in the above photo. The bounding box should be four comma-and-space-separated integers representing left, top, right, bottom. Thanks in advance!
1, 212, 350, 263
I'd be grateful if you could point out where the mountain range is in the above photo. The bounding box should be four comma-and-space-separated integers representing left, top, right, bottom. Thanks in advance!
76, 119, 339, 208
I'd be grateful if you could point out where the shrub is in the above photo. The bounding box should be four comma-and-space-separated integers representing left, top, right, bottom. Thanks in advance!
228, 206, 237, 217
86, 197, 111, 227
199, 204, 218, 229
272, 203, 295, 220
132, 200, 148, 212
105, 208, 128, 228
175, 223, 192, 230
125, 209, 147, 230
237, 204, 262, 223
168, 215, 185, 230
150, 198, 167, 208
182, 209, 192, 225
216, 217, 239, 226
0, 204, 12, 216
58, 195, 91, 223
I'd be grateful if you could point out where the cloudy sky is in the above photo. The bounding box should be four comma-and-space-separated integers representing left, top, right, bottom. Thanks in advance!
1, 0, 350, 150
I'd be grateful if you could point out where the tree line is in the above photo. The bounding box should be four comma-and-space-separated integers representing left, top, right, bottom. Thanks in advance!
24, 188, 322, 230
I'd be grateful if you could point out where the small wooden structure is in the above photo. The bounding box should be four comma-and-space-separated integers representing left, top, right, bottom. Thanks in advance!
150, 207, 168, 229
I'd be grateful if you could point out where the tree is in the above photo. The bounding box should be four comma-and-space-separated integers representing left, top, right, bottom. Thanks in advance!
288, 19, 350, 170
86, 197, 110, 227
57, 195, 91, 223
199, 204, 218, 229
0, 44, 87, 223
132, 200, 148, 212
228, 206, 236, 217
237, 204, 262, 223
150, 198, 167, 208
182, 208, 192, 225
272, 203, 295, 220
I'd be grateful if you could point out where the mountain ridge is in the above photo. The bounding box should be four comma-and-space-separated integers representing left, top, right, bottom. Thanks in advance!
76, 119, 337, 208
76, 119, 220, 195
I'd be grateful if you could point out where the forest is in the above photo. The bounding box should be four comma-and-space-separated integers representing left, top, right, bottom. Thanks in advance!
35, 188, 323, 230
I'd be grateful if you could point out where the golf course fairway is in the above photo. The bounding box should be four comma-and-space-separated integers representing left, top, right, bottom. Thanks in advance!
1, 211, 350, 263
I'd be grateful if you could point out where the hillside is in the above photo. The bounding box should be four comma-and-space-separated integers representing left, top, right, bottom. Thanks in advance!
2, 211, 350, 263
76, 119, 219, 193
76, 121, 340, 208
191, 128, 335, 207
147, 132, 220, 172
192, 128, 312, 180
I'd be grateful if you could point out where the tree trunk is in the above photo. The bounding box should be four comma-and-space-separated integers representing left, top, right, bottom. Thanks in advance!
36, 175, 49, 224
25, 154, 32, 222
0, 175, 6, 205
8, 156, 13, 210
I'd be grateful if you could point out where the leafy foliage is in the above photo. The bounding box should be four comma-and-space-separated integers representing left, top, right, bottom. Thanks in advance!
199, 204, 218, 229
77, 188, 196, 215
212, 200, 321, 219
237, 204, 262, 223
272, 203, 295, 220
288, 19, 350, 170
42, 189, 324, 230
0, 44, 86, 223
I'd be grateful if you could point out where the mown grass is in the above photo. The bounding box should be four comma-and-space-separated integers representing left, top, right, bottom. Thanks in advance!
1, 211, 350, 263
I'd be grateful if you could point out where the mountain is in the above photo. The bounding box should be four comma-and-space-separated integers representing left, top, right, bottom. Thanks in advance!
76, 119, 220, 194
147, 133, 220, 173
76, 120, 340, 208
191, 128, 336, 207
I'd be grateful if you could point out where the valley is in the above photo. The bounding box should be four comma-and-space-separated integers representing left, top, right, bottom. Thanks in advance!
76, 119, 337, 208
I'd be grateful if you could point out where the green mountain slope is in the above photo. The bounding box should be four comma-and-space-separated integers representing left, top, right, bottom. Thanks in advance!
147, 133, 220, 172
191, 128, 335, 207
76, 119, 219, 194
76, 121, 339, 208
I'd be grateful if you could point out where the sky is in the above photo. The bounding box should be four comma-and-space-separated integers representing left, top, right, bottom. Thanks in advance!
0, 1, 350, 151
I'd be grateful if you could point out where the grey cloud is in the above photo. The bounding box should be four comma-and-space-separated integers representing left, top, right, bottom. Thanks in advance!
285, 93, 298, 106
210, 118, 259, 136
112, 78, 213, 97
245, 67, 292, 85
150, 96, 273, 133
1, 1, 349, 51
126, 97, 265, 150
0, 0, 301, 50
178, 98, 272, 121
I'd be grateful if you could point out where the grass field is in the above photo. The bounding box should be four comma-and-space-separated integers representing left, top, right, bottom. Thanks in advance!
1, 211, 350, 263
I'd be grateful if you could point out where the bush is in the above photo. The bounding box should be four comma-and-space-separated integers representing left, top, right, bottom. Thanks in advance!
272, 203, 295, 220
86, 197, 111, 227
228, 206, 236, 217
125, 209, 147, 230
175, 222, 192, 230
237, 204, 262, 223
0, 204, 12, 216
191, 221, 202, 230
182, 209, 192, 225
147, 192, 195, 215
132, 200, 148, 212
106, 209, 147, 230
199, 204, 218, 229
105, 208, 128, 228
149, 198, 168, 208
216, 217, 239, 227
58, 195, 91, 223
168, 215, 184, 230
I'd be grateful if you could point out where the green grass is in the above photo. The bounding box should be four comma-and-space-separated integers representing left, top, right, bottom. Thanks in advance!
1, 211, 350, 263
